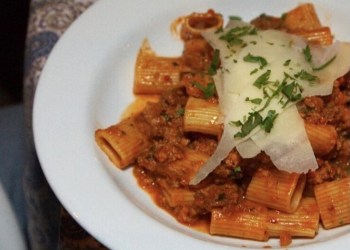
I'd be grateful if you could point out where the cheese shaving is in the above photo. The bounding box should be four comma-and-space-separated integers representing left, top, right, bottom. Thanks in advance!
190, 20, 350, 185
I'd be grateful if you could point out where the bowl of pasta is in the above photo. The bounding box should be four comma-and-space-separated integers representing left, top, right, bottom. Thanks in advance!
34, 0, 350, 249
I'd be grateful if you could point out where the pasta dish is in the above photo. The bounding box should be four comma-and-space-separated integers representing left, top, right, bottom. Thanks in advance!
95, 3, 350, 246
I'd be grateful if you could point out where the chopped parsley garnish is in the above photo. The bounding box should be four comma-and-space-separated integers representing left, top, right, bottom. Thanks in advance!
217, 19, 337, 140
303, 45, 312, 63
193, 82, 216, 99
245, 97, 263, 105
282, 82, 303, 103
294, 69, 318, 81
312, 55, 337, 71
303, 45, 337, 71
229, 15, 242, 21
175, 107, 185, 117
250, 68, 259, 75
253, 70, 271, 88
208, 49, 220, 76
219, 26, 258, 46
232, 109, 279, 138
215, 27, 224, 34
161, 111, 171, 122
233, 166, 242, 173
230, 166, 243, 179
229, 120, 243, 127
243, 53, 268, 69
261, 110, 278, 132
233, 112, 263, 138
281, 13, 287, 20
283, 59, 291, 66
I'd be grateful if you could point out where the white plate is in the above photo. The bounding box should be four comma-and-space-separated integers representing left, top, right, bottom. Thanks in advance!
33, 0, 350, 249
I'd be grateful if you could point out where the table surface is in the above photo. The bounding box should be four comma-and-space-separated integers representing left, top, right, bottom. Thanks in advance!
23, 0, 108, 249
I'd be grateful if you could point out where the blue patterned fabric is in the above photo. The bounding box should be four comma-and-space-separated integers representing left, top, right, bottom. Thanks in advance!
24, 31, 59, 74
23, 1, 97, 249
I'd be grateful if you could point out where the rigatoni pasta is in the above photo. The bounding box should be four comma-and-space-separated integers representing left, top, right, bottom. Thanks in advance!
267, 197, 320, 238
95, 115, 151, 168
133, 39, 185, 94
95, 3, 350, 247
161, 148, 209, 185
292, 27, 333, 45
314, 177, 350, 229
283, 3, 322, 31
184, 97, 222, 136
246, 168, 306, 213
210, 200, 269, 241
304, 122, 337, 156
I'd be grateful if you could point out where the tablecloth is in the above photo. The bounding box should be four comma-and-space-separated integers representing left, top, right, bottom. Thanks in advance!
23, 0, 109, 249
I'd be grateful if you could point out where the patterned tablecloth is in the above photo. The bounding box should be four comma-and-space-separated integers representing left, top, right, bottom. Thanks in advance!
23, 0, 108, 249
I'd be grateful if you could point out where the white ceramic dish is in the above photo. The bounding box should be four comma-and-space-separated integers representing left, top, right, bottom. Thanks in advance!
33, 0, 350, 249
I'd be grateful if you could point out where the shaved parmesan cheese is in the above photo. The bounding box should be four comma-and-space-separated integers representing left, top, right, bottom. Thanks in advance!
190, 20, 350, 185
312, 42, 350, 90
251, 105, 318, 173
190, 123, 236, 184
236, 139, 261, 158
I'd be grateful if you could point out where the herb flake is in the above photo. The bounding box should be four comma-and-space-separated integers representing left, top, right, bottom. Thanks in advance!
312, 55, 337, 71
243, 53, 268, 69
303, 45, 312, 63
193, 82, 216, 99
253, 70, 271, 88
208, 49, 220, 76
245, 97, 263, 105
262, 110, 278, 133
294, 70, 318, 82
219, 26, 258, 46
233, 112, 263, 138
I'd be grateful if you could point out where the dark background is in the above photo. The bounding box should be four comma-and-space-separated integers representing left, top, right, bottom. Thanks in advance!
0, 0, 31, 106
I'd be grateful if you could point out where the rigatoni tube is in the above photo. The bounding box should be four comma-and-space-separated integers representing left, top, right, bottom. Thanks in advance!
184, 97, 222, 136
246, 168, 306, 213
314, 177, 350, 229
95, 116, 151, 169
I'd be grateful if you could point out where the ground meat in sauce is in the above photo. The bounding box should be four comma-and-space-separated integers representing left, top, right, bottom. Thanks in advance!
134, 72, 350, 224
298, 74, 350, 185
132, 14, 350, 226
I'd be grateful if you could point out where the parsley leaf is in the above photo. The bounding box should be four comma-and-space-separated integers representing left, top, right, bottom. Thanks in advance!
234, 112, 263, 138
230, 166, 243, 179
208, 49, 220, 76
303, 45, 312, 63
193, 82, 216, 99
294, 70, 318, 81
261, 110, 278, 133
229, 120, 243, 127
245, 97, 263, 105
219, 26, 258, 46
250, 68, 259, 75
281, 81, 303, 107
253, 70, 271, 88
283, 59, 291, 66
176, 107, 185, 117
303, 45, 336, 71
312, 55, 337, 71
229, 15, 242, 21
243, 53, 268, 69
